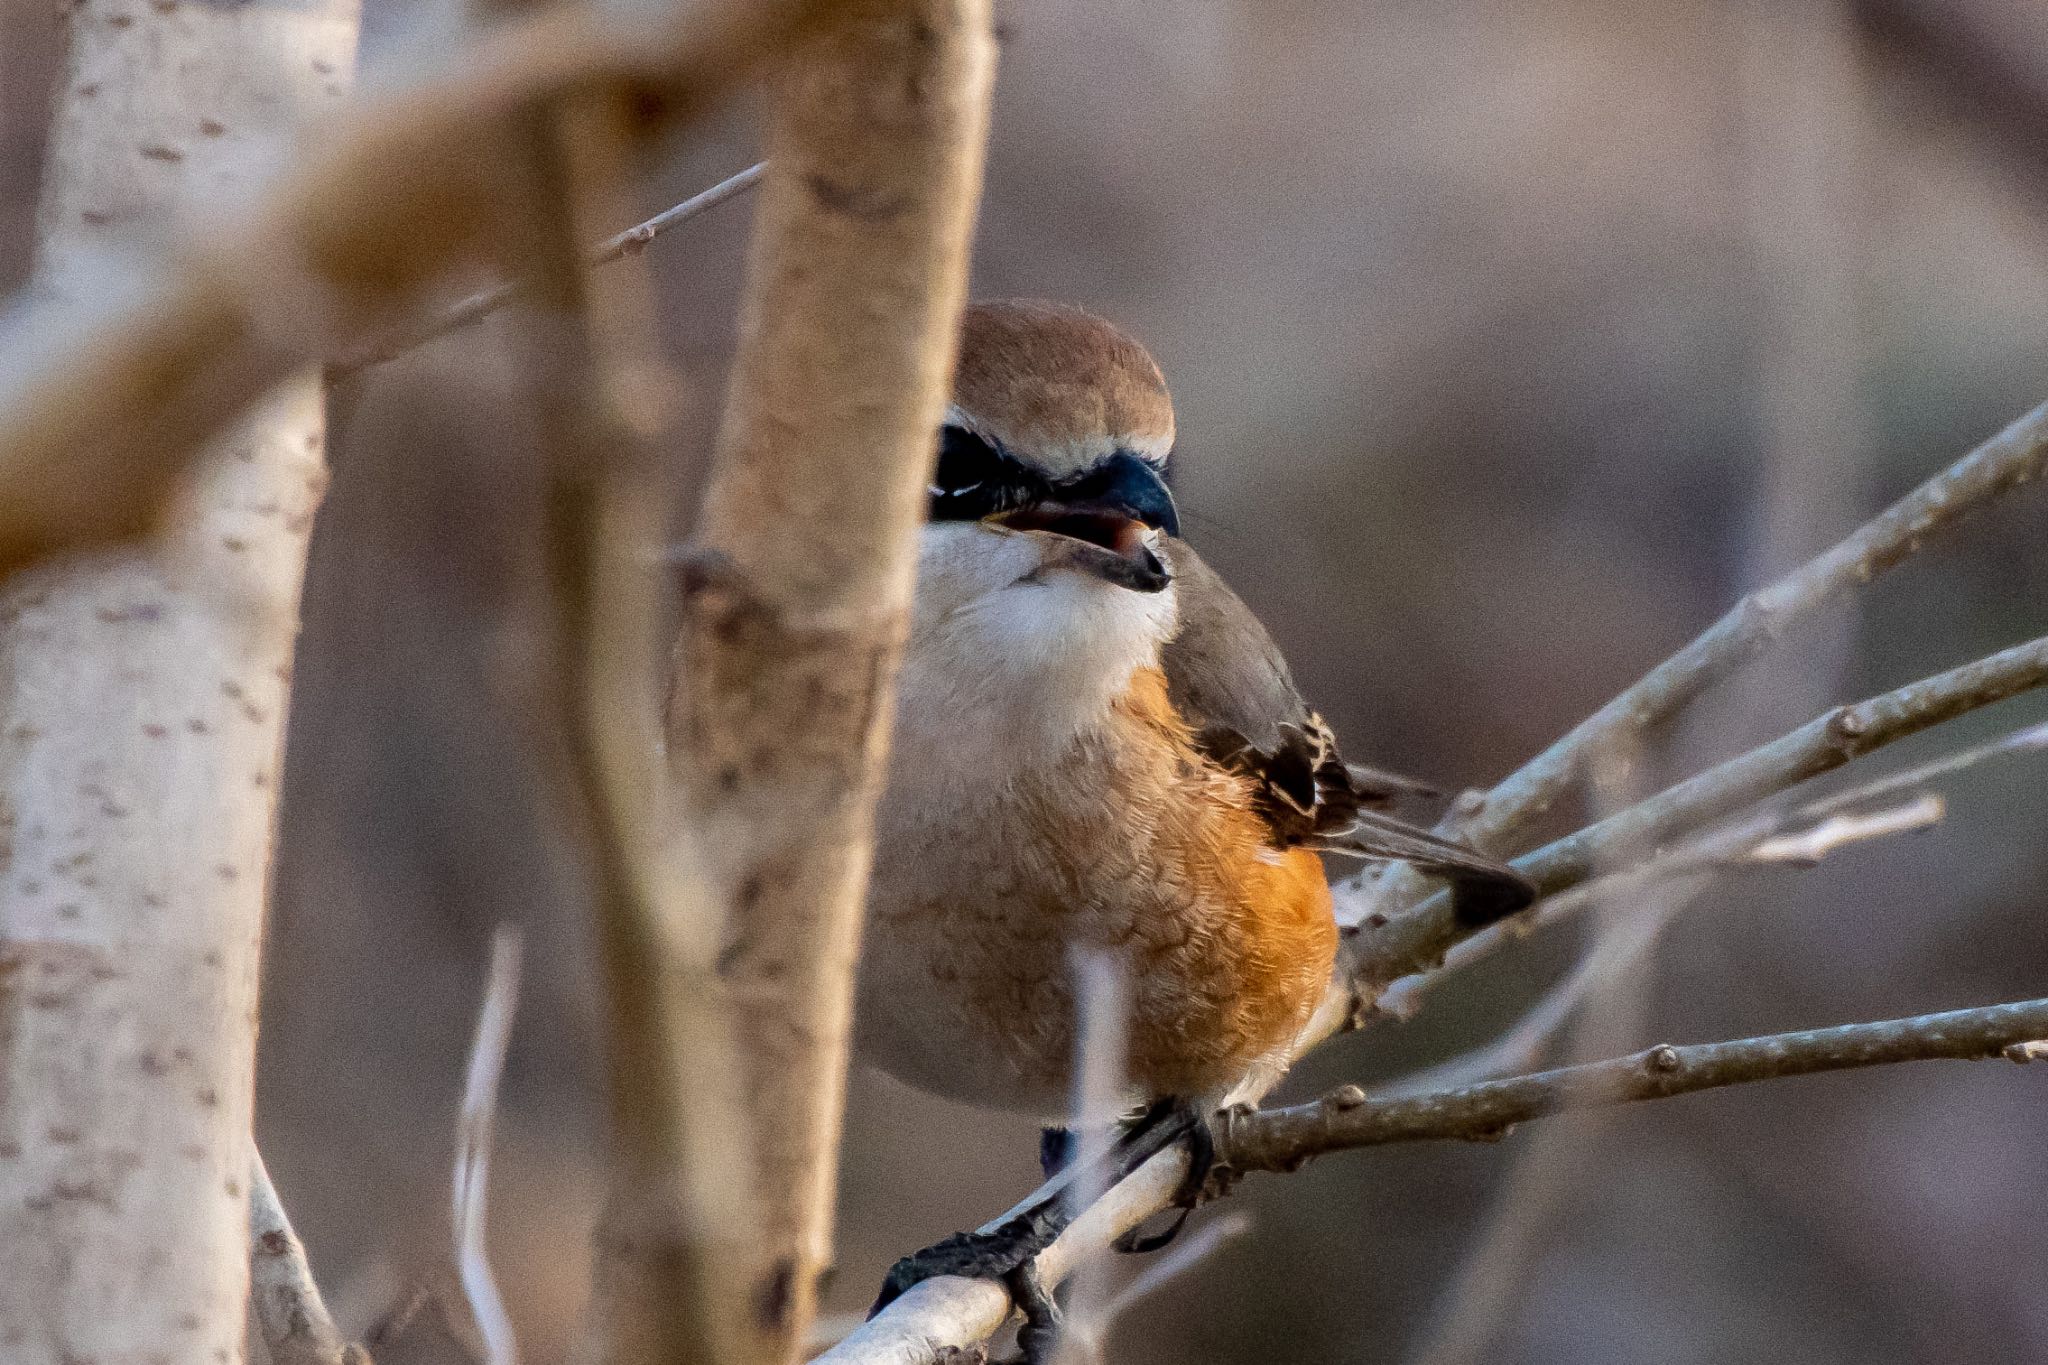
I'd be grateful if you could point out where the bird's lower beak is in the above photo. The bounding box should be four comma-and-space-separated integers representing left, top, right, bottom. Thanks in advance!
986, 452, 1177, 594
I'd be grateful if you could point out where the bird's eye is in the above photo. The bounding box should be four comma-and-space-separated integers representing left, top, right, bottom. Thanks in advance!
928, 425, 1039, 520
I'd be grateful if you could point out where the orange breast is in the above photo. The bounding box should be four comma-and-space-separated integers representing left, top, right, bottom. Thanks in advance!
860, 665, 1339, 1112
1102, 667, 1337, 1098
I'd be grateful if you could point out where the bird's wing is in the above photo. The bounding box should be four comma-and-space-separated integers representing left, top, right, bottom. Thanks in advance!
1159, 540, 1534, 926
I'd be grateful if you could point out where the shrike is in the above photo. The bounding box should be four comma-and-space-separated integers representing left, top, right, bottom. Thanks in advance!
857, 300, 1530, 1348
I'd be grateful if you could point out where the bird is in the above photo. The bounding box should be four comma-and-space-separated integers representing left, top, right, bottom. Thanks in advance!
856, 299, 1532, 1348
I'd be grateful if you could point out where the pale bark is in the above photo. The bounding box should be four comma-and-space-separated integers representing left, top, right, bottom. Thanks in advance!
0, 1, 827, 577
665, 2, 994, 1360
0, 4, 358, 1363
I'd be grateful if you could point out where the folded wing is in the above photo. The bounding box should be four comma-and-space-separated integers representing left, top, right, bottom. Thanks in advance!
1160, 541, 1534, 926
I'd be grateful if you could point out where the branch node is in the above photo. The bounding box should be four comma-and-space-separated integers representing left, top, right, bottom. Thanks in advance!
1325, 1084, 1368, 1112
1829, 706, 1871, 740
1645, 1044, 1682, 1074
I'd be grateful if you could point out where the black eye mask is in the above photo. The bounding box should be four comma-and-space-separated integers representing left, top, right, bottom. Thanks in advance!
927, 425, 1048, 521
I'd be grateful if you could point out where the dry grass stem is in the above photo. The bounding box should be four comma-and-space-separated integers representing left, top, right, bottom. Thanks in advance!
454, 925, 523, 1365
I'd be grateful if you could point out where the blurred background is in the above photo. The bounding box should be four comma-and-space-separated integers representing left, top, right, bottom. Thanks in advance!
9, 0, 2048, 1361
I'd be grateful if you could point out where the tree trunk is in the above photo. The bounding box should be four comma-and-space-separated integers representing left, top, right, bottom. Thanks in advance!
0, 4, 358, 1363
664, 1, 994, 1359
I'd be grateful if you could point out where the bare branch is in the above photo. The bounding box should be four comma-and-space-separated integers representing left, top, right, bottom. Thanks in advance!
250, 1151, 370, 1365
1440, 396, 2048, 860
0, 1, 827, 576
664, 3, 994, 1360
1382, 715, 2048, 1016
453, 926, 523, 1365
1351, 632, 2048, 989
1745, 792, 1944, 864
1220, 997, 2048, 1169
328, 161, 765, 379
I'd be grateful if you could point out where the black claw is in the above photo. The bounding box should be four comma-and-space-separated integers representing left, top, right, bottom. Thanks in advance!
874, 1095, 1218, 1345
1110, 1096, 1217, 1256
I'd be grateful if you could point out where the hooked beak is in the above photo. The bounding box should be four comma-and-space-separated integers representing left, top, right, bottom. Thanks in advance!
990, 452, 1177, 594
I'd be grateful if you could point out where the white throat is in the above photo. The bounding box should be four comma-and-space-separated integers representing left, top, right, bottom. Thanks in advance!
886, 521, 1179, 803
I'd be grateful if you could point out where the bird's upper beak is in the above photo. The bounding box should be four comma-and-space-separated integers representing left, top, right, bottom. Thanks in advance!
990, 452, 1178, 593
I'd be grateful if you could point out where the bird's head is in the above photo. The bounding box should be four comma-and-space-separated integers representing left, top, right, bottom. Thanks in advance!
894, 300, 1185, 773
912, 301, 1180, 630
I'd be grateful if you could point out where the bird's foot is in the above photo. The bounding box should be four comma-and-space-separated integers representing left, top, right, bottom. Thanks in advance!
1109, 1097, 1233, 1255
871, 1206, 1067, 1363
875, 1098, 1215, 1359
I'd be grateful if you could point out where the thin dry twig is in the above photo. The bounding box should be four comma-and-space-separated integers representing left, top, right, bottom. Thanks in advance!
1351, 631, 2048, 990
1219, 996, 2048, 1168
453, 925, 523, 1365
250, 1150, 370, 1365
1428, 395, 2048, 861
328, 160, 765, 378
1382, 715, 2048, 1016
1745, 792, 1944, 864
1056, 1213, 1252, 1365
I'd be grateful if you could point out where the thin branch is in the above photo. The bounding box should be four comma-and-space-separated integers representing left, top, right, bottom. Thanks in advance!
1745, 792, 1944, 864
1381, 714, 2048, 1016
1379, 902, 1675, 1097
250, 1150, 370, 1365
453, 925, 523, 1365
1219, 997, 2048, 1169
1351, 632, 2048, 989
1057, 1213, 1252, 1365
1435, 396, 2048, 860
1794, 715, 2048, 820
328, 161, 765, 378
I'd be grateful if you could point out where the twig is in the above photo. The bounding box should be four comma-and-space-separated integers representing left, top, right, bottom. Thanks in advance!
1745, 792, 1944, 864
250, 1150, 370, 1365
1219, 996, 2048, 1169
1379, 903, 1675, 1097
327, 161, 765, 378
1431, 396, 2048, 861
1380, 714, 2048, 1016
453, 926, 523, 1365
1794, 715, 2048, 820
1351, 632, 2048, 990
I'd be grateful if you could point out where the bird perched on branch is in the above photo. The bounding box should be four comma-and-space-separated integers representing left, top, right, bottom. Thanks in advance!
857, 300, 1531, 1349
